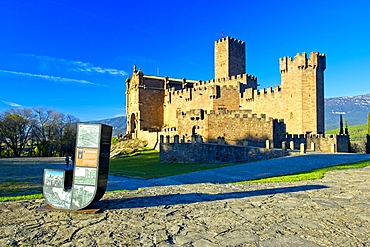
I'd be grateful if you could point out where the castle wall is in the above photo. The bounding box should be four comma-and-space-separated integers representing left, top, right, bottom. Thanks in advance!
207, 112, 274, 146
164, 74, 257, 130
175, 109, 286, 147
240, 86, 284, 128
139, 86, 164, 130
307, 134, 349, 153
286, 134, 349, 153
160, 142, 287, 164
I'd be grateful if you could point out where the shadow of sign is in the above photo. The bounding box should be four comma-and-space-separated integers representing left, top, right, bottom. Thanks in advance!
97, 184, 328, 211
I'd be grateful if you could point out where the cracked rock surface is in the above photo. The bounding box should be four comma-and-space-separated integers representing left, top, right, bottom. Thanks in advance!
1, 166, 370, 246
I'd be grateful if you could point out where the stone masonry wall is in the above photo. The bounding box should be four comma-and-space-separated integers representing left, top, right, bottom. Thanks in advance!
164, 74, 258, 131
139, 88, 164, 130
174, 109, 286, 147
286, 134, 349, 153
160, 142, 287, 164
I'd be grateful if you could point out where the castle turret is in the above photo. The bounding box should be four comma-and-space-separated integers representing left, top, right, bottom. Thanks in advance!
279, 52, 326, 134
215, 36, 246, 79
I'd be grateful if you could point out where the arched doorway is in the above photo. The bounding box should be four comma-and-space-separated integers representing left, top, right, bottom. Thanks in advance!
130, 113, 136, 134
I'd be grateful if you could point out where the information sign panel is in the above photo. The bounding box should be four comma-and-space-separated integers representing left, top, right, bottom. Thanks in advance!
43, 123, 112, 210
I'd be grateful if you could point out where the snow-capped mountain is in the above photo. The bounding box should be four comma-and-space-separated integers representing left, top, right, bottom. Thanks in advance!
325, 94, 370, 130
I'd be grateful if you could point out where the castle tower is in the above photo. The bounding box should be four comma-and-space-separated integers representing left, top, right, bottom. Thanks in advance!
126, 66, 165, 138
279, 52, 326, 134
215, 36, 246, 79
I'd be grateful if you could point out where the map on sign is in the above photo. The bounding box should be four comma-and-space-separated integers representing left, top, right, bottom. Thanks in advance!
77, 124, 100, 148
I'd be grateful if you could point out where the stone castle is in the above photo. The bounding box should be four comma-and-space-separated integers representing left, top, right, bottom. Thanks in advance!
125, 36, 347, 153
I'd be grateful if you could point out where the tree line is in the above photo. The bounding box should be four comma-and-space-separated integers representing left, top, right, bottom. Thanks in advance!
0, 107, 79, 157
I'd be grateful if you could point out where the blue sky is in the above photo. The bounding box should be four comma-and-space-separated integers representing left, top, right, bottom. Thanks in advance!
1, 0, 370, 121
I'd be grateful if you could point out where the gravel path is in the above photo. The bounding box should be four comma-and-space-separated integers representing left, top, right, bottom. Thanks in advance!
1, 154, 370, 246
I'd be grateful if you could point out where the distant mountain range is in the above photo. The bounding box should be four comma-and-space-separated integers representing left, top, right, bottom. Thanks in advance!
87, 116, 127, 136
89, 94, 370, 136
325, 93, 370, 130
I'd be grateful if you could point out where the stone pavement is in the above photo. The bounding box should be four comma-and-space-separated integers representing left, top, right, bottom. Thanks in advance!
107, 153, 370, 191
1, 154, 370, 246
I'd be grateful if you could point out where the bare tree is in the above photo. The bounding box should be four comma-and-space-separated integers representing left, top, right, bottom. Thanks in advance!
0, 108, 34, 156
32, 107, 55, 156
0, 107, 79, 157
32, 107, 79, 156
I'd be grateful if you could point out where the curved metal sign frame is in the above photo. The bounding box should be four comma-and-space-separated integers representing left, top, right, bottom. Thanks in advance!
43, 123, 112, 210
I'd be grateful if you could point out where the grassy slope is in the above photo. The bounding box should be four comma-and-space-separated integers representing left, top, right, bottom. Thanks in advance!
109, 148, 235, 178
325, 123, 367, 141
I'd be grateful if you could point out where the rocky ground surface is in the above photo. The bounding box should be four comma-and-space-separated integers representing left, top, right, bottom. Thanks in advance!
1, 160, 370, 246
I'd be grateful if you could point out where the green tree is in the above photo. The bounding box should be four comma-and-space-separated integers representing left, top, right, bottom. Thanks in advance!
339, 114, 344, 135
344, 119, 349, 135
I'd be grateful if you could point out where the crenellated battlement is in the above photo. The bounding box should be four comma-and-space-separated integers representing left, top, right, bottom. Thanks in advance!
280, 52, 326, 73
215, 36, 245, 44
173, 87, 191, 95
166, 73, 257, 94
253, 85, 282, 97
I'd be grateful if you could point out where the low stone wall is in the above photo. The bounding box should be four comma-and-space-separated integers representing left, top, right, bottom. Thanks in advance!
160, 142, 287, 163
138, 130, 163, 151
286, 134, 350, 153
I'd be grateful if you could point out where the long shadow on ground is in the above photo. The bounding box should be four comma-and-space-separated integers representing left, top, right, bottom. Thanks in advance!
97, 184, 328, 211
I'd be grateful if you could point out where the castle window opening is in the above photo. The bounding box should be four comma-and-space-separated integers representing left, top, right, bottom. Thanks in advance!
216, 85, 221, 98
218, 105, 226, 114
200, 109, 205, 120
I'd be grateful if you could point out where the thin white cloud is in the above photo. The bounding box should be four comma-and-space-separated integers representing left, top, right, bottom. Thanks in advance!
0, 69, 107, 87
18, 54, 127, 76
2, 100, 22, 107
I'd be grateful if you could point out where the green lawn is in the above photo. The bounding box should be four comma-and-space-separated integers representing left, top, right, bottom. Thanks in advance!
109, 148, 235, 178
0, 194, 44, 202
